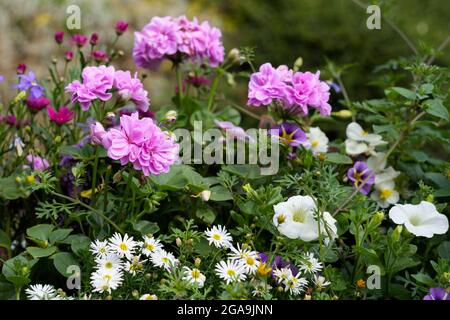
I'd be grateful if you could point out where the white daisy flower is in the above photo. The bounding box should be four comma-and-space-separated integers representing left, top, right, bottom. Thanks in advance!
96, 253, 123, 273
150, 249, 178, 271
306, 127, 329, 155
90, 239, 111, 258
205, 225, 233, 248
141, 235, 163, 257
182, 267, 206, 288
283, 270, 308, 295
300, 252, 323, 274
25, 284, 61, 300
215, 260, 247, 284
228, 244, 260, 274
124, 255, 147, 275
273, 267, 292, 284
90, 269, 123, 294
314, 274, 331, 290
109, 233, 137, 259
140, 294, 158, 300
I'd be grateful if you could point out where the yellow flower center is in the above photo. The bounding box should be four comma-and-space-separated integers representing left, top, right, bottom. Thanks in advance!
162, 257, 169, 263
105, 262, 113, 269
292, 209, 307, 223
145, 243, 155, 251
103, 274, 112, 281
311, 140, 319, 148
191, 269, 201, 279
409, 216, 421, 226
145, 295, 156, 300
212, 234, 221, 241
99, 247, 106, 253
246, 257, 255, 266
380, 188, 393, 200
119, 243, 128, 251
227, 269, 236, 277
362, 131, 369, 136
277, 214, 286, 224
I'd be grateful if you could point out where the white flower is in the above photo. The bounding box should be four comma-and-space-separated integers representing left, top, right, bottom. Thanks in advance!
273, 267, 292, 284
25, 284, 61, 300
228, 244, 260, 274
215, 260, 247, 284
124, 255, 146, 275
319, 211, 338, 243
140, 294, 158, 300
90, 269, 123, 294
90, 239, 111, 258
314, 274, 331, 289
371, 180, 400, 208
205, 225, 233, 248
389, 201, 449, 238
283, 269, 308, 295
374, 167, 400, 185
299, 252, 323, 274
182, 267, 206, 288
109, 233, 137, 259
306, 127, 329, 155
345, 122, 386, 156
367, 152, 387, 173
96, 253, 123, 273
150, 249, 178, 271
141, 236, 163, 257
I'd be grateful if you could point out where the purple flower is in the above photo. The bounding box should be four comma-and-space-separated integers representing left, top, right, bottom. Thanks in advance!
113, 70, 150, 112
54, 31, 64, 44
191, 20, 224, 67
26, 97, 50, 111
72, 34, 88, 47
0, 75, 5, 82
15, 71, 45, 99
247, 63, 286, 107
290, 71, 331, 116
115, 21, 129, 35
26, 154, 50, 171
90, 122, 107, 145
259, 253, 299, 277
90, 32, 99, 46
423, 288, 450, 300
347, 161, 375, 195
270, 123, 307, 147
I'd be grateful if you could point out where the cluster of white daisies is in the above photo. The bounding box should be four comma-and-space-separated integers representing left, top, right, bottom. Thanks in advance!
25, 284, 73, 300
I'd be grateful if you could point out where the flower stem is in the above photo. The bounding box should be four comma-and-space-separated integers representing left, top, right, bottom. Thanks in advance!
175, 64, 183, 105
90, 146, 99, 205
207, 72, 223, 111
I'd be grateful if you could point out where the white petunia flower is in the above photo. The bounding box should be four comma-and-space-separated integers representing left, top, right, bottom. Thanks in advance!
371, 180, 400, 208
141, 235, 163, 257
345, 122, 386, 156
314, 274, 331, 290
109, 233, 137, 259
389, 201, 449, 238
299, 252, 323, 274
25, 284, 61, 300
90, 239, 111, 258
150, 249, 178, 271
140, 294, 158, 300
96, 253, 123, 273
90, 269, 123, 294
228, 244, 260, 274
205, 225, 233, 248
306, 127, 329, 155
182, 267, 206, 288
215, 260, 247, 284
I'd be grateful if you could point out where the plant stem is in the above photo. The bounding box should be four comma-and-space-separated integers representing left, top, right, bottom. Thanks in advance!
91, 146, 99, 205
207, 73, 223, 111
175, 64, 183, 104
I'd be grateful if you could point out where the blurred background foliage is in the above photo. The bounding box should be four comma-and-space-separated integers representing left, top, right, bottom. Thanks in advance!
0, 0, 449, 107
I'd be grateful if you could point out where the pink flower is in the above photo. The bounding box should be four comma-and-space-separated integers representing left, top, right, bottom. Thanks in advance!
114, 70, 150, 112
133, 16, 180, 69
47, 106, 74, 125
215, 120, 255, 142
90, 32, 99, 46
26, 154, 50, 171
192, 21, 224, 67
65, 51, 74, 61
92, 50, 108, 62
90, 122, 107, 145
291, 71, 331, 116
72, 34, 88, 47
17, 64, 26, 75
26, 97, 50, 111
65, 65, 115, 110
102, 112, 178, 176
115, 21, 129, 35
54, 31, 64, 44
247, 63, 286, 107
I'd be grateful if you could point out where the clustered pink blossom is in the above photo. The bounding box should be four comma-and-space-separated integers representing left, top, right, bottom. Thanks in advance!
26, 154, 50, 171
133, 16, 224, 69
91, 112, 179, 176
65, 65, 149, 112
247, 63, 332, 116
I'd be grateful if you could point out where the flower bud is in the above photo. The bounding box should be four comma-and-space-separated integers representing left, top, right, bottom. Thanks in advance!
227, 48, 242, 65
164, 110, 177, 123
176, 237, 182, 247
194, 258, 201, 267
17, 64, 26, 75
426, 194, 434, 202
132, 290, 139, 298
54, 31, 64, 44
105, 295, 112, 300
115, 21, 129, 35
332, 109, 353, 119
393, 225, 403, 242
54, 135, 62, 143
201, 190, 211, 201
90, 32, 98, 46
15, 177, 22, 183
65, 51, 74, 61
304, 294, 311, 300
372, 211, 385, 224
26, 175, 35, 184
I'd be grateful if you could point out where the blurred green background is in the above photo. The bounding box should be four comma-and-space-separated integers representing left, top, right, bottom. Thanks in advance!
0, 0, 449, 106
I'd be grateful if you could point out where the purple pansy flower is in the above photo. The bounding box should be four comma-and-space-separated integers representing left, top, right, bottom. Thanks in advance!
347, 161, 375, 195
259, 253, 299, 277
270, 122, 307, 147
423, 288, 450, 300
15, 71, 45, 99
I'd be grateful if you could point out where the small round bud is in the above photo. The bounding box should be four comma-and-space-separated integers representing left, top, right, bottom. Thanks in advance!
132, 290, 139, 298
176, 237, 182, 247
194, 258, 201, 267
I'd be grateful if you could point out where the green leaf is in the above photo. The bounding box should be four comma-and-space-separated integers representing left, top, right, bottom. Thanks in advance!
386, 87, 416, 100
132, 220, 160, 235
324, 153, 353, 164
2, 256, 34, 287
411, 273, 435, 287
49, 228, 73, 245
0, 176, 28, 200
230, 210, 245, 225
0, 230, 11, 250
437, 241, 450, 261
26, 224, 55, 242
209, 185, 233, 201
222, 164, 264, 180
69, 235, 92, 256
0, 278, 15, 300
216, 108, 241, 125
149, 165, 208, 192
196, 207, 216, 224
52, 252, 78, 277
424, 99, 449, 121
26, 246, 57, 258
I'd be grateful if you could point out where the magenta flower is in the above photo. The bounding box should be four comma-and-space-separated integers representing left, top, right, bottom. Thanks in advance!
26, 154, 50, 171
115, 21, 129, 35
72, 34, 88, 47
186, 75, 210, 87
113, 70, 150, 112
47, 106, 74, 125
26, 97, 50, 111
54, 31, 64, 44
291, 71, 331, 116
347, 161, 375, 195
270, 123, 307, 147
92, 50, 108, 62
90, 122, 107, 145
17, 64, 27, 75
247, 63, 286, 107
90, 32, 99, 46
65, 51, 74, 61
102, 112, 179, 176
423, 288, 450, 300
65, 65, 115, 110
190, 20, 224, 67
5, 114, 17, 126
